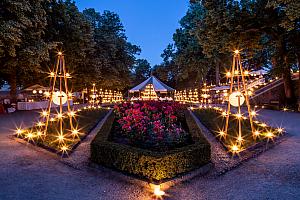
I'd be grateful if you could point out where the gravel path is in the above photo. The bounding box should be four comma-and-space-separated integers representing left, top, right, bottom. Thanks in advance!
0, 109, 299, 200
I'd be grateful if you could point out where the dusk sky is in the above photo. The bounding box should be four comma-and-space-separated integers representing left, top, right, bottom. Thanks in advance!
75, 0, 190, 66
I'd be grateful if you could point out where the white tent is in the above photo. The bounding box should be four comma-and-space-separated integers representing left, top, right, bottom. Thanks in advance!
250, 69, 268, 76
21, 84, 54, 92
129, 76, 175, 92
129, 76, 175, 101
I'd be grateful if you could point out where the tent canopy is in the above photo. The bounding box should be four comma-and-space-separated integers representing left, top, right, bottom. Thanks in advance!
21, 84, 57, 92
129, 76, 175, 92
210, 85, 230, 91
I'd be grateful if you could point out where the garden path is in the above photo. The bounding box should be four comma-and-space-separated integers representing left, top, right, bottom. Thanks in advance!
0, 109, 299, 200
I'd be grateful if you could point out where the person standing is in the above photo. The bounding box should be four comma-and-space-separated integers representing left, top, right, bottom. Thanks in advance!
0, 100, 5, 114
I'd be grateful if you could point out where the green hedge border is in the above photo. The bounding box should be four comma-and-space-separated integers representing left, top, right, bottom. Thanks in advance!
90, 110, 211, 183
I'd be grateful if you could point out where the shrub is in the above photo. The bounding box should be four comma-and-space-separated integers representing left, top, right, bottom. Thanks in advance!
91, 110, 211, 182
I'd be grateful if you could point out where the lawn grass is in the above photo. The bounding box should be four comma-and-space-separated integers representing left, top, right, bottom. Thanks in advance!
193, 108, 282, 151
17, 108, 108, 154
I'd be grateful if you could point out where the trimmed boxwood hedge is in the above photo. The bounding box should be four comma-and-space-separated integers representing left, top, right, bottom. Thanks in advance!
90, 110, 211, 183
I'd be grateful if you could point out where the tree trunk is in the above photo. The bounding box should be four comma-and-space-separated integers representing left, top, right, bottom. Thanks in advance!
282, 66, 293, 104
215, 61, 220, 86
281, 58, 295, 107
297, 53, 300, 111
9, 72, 17, 103
280, 39, 295, 106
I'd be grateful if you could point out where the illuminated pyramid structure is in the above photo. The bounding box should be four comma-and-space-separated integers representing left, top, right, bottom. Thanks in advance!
222, 50, 257, 153
98, 89, 123, 103
183, 90, 187, 103
89, 83, 99, 106
201, 83, 211, 107
141, 84, 158, 100
39, 52, 79, 153
192, 89, 199, 104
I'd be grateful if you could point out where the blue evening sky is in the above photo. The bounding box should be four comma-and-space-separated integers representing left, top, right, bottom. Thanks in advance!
75, 0, 190, 66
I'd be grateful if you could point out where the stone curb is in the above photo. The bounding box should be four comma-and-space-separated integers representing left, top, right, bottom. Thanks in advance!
60, 109, 113, 169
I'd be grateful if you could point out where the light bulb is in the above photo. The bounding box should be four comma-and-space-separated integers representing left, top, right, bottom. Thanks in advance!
153, 185, 165, 197
254, 130, 260, 136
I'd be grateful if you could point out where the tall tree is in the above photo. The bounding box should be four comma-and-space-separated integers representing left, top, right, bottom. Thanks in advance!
194, 0, 299, 105
83, 9, 140, 90
157, 3, 210, 89
0, 0, 49, 100
132, 59, 151, 85
44, 0, 96, 91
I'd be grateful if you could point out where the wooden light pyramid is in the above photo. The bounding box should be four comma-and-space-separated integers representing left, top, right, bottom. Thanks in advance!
39, 52, 79, 152
223, 50, 256, 153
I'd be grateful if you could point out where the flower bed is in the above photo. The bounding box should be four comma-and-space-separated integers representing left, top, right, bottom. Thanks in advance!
91, 102, 211, 182
110, 101, 192, 151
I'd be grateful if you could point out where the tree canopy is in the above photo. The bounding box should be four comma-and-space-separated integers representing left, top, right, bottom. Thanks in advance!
0, 0, 299, 106
157, 0, 299, 104
0, 0, 142, 99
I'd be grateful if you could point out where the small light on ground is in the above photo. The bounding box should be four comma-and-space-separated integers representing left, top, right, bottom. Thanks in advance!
222, 111, 227, 117
57, 134, 65, 143
260, 123, 267, 127
16, 129, 23, 134
68, 111, 75, 117
250, 111, 257, 116
237, 136, 244, 143
235, 113, 242, 119
254, 130, 260, 136
57, 113, 63, 119
153, 184, 165, 198
277, 128, 284, 133
41, 111, 48, 117
230, 144, 240, 154
36, 121, 45, 127
50, 117, 56, 122
218, 131, 226, 137
60, 145, 69, 154
265, 131, 274, 138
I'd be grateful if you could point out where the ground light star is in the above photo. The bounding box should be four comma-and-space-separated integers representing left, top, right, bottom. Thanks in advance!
152, 184, 165, 199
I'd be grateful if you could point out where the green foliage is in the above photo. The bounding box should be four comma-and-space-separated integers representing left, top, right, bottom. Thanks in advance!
0, 1, 141, 98
267, 0, 300, 30
154, 4, 210, 88
43, 0, 96, 91
91, 110, 211, 182
83, 9, 141, 90
0, 0, 50, 99
132, 59, 151, 85
161, 0, 299, 104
